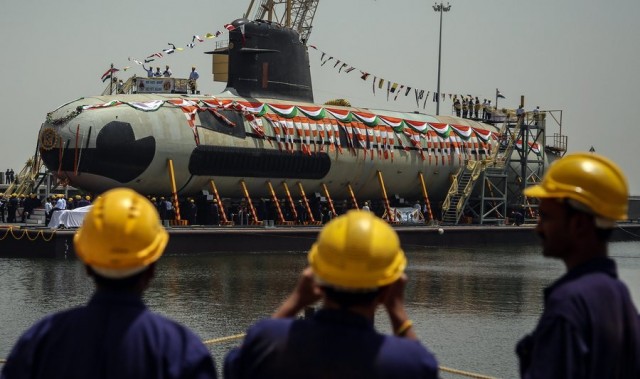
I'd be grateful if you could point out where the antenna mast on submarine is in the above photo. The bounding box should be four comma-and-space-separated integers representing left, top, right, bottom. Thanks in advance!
245, 0, 319, 44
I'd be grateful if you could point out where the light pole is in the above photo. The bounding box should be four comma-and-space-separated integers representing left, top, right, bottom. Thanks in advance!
433, 2, 451, 116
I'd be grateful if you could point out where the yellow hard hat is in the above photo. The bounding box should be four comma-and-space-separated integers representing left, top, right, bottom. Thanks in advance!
524, 152, 628, 221
308, 210, 406, 290
75, 195, 81, 200
85, 195, 91, 201
74, 188, 168, 279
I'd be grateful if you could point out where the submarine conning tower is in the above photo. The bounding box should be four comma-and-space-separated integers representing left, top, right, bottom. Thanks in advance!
218, 19, 314, 103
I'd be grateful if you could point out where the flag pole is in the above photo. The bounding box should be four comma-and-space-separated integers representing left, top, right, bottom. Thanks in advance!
109, 63, 114, 95
495, 88, 499, 110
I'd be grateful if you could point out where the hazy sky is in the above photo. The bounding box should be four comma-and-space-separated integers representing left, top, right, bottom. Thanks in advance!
1, 0, 639, 194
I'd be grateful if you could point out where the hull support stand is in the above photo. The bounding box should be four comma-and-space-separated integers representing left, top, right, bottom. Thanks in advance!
418, 172, 435, 223
166, 159, 186, 225
239, 180, 261, 225
209, 179, 233, 226
377, 170, 397, 223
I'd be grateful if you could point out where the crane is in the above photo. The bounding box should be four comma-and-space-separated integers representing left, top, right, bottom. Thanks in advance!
244, 0, 319, 44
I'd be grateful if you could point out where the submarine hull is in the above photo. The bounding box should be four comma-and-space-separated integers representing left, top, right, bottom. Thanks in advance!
39, 94, 500, 203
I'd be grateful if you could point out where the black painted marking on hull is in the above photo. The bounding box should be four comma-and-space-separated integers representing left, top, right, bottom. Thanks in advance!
40, 121, 156, 183
189, 146, 331, 179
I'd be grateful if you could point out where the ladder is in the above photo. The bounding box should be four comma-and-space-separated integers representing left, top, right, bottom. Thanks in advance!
441, 160, 484, 224
440, 115, 522, 224
3, 156, 44, 197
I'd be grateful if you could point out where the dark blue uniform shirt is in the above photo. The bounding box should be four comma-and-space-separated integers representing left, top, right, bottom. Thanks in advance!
517, 257, 640, 378
1, 290, 217, 379
224, 308, 438, 379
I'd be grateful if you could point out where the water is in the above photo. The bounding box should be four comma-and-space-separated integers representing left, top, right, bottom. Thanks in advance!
1, 241, 639, 378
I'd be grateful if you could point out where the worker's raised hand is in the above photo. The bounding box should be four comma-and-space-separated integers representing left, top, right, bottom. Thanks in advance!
272, 267, 321, 318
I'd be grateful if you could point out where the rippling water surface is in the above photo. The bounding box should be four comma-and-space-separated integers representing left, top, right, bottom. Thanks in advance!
1, 241, 639, 378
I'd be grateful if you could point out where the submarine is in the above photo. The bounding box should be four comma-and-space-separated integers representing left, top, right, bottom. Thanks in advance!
38, 19, 544, 215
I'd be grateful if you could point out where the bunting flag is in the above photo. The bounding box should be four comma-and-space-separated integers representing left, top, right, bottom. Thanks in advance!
245, 113, 267, 139
352, 111, 378, 127
338, 120, 355, 153
297, 105, 326, 120
284, 118, 296, 152
428, 122, 450, 138
224, 24, 236, 31
264, 115, 284, 151
192, 35, 204, 43
302, 118, 312, 153
164, 43, 177, 54
308, 46, 497, 110
329, 119, 342, 153
325, 108, 352, 123
309, 119, 319, 152
293, 117, 310, 155
268, 104, 298, 118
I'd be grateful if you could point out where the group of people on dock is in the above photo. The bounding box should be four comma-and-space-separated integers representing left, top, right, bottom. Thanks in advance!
140, 65, 200, 94
0, 193, 93, 225
1, 152, 639, 378
1, 169, 15, 185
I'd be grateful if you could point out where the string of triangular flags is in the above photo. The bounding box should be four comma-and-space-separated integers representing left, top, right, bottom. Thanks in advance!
98, 23, 246, 81
308, 45, 495, 111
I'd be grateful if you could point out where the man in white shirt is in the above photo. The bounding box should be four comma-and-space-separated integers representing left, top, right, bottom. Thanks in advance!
188, 66, 200, 94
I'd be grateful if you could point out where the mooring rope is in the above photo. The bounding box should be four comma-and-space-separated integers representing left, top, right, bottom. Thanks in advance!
617, 224, 640, 239
0, 227, 56, 242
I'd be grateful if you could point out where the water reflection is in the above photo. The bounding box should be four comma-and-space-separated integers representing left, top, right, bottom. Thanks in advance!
1, 242, 638, 378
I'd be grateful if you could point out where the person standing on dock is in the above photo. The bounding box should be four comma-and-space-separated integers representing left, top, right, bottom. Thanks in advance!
224, 210, 439, 378
142, 64, 154, 78
163, 65, 172, 77
188, 66, 200, 94
1, 188, 217, 379
516, 152, 640, 378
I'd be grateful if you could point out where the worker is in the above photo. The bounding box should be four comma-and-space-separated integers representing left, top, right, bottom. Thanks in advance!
1, 188, 217, 379
517, 153, 640, 378
224, 210, 438, 378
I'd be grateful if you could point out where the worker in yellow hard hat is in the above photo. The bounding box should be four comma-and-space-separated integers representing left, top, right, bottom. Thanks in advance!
517, 152, 640, 378
1, 188, 217, 378
225, 210, 439, 378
